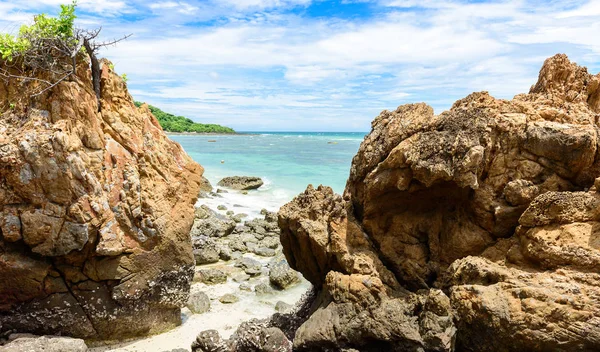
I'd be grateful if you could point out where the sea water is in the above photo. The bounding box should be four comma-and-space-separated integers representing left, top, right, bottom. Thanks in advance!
90, 132, 367, 351
171, 132, 367, 216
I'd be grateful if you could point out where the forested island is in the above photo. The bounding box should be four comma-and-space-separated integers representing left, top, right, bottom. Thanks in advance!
135, 101, 235, 133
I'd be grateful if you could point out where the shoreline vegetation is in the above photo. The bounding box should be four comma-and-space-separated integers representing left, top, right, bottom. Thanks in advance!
134, 101, 236, 134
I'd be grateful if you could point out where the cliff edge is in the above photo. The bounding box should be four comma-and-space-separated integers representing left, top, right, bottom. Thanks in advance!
0, 59, 203, 339
279, 54, 600, 351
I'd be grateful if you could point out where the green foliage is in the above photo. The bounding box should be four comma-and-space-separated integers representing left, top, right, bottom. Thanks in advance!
134, 101, 235, 133
0, 1, 77, 61
0, 34, 30, 60
121, 73, 128, 82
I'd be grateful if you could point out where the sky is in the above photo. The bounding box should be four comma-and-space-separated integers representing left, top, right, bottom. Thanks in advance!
1, 0, 599, 131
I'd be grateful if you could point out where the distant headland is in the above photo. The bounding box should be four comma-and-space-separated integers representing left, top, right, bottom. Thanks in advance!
134, 101, 236, 134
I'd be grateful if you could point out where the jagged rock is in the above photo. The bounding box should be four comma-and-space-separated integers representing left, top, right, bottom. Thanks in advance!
278, 55, 600, 351
269, 261, 300, 289
0, 335, 88, 352
0, 59, 201, 339
192, 235, 220, 264
219, 294, 239, 304
217, 176, 264, 190
195, 269, 227, 285
187, 291, 210, 314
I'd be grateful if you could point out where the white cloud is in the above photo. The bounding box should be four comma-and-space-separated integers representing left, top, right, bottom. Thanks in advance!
2, 0, 600, 131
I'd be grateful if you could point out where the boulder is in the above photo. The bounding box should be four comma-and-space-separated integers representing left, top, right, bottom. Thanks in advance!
217, 176, 264, 190
190, 210, 236, 238
187, 291, 210, 314
235, 257, 263, 276
278, 55, 600, 351
0, 59, 201, 339
254, 283, 275, 296
269, 261, 300, 290
219, 294, 239, 304
192, 235, 220, 264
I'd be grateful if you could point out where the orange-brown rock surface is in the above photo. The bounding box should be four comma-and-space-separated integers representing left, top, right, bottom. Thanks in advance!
279, 54, 600, 351
0, 59, 204, 339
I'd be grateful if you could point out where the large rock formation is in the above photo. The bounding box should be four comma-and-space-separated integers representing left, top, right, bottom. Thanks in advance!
0, 59, 204, 339
279, 54, 600, 351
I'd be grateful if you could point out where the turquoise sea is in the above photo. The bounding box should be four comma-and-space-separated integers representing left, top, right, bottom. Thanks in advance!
170, 132, 367, 213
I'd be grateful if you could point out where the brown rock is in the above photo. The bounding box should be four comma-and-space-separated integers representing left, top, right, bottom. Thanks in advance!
0, 58, 203, 339
278, 54, 600, 351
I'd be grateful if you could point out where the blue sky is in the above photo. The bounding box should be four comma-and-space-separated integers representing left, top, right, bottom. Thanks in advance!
1, 0, 599, 131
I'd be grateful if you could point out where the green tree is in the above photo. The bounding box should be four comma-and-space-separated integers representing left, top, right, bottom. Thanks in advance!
0, 1, 129, 109
134, 101, 235, 133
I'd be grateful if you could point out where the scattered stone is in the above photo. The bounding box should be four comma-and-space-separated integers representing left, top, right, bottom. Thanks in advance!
217, 205, 227, 211
219, 294, 239, 304
260, 208, 268, 215
192, 235, 220, 264
263, 211, 278, 223
226, 210, 234, 216
235, 257, 263, 276
240, 233, 259, 244
229, 237, 247, 253
217, 176, 264, 190
269, 261, 300, 289
232, 273, 250, 283
275, 301, 293, 313
200, 176, 213, 193
191, 330, 228, 352
261, 237, 280, 249
187, 291, 210, 314
241, 191, 248, 195
195, 269, 227, 285
254, 283, 274, 296
232, 213, 248, 223
216, 188, 228, 194
219, 246, 232, 261
239, 282, 252, 292
190, 211, 236, 238
253, 247, 276, 257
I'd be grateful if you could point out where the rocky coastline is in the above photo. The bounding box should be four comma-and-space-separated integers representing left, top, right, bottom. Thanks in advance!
3, 53, 600, 352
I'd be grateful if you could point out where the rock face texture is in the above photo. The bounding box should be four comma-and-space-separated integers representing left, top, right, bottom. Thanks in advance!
0, 59, 203, 339
278, 54, 600, 351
